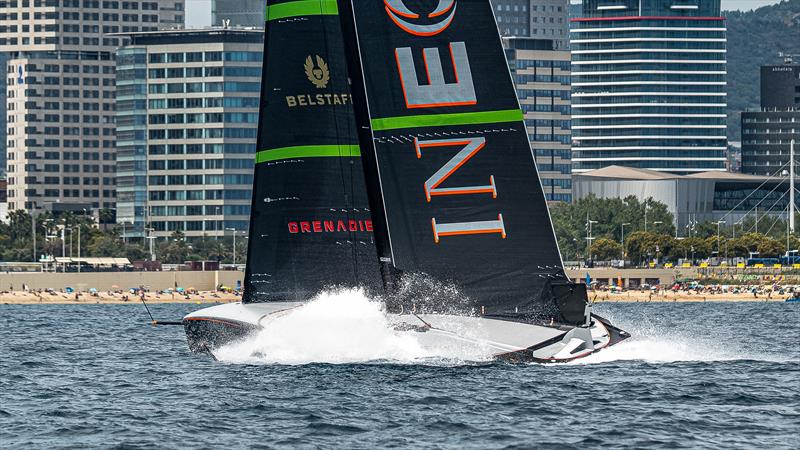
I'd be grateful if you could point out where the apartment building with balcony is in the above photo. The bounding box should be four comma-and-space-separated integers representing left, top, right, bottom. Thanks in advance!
115, 28, 262, 239
1, 0, 184, 213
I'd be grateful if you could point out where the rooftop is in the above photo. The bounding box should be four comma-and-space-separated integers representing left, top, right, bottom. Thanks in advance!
575, 166, 775, 183
112, 27, 264, 45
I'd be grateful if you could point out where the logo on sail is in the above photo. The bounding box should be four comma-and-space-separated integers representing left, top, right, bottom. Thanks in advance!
304, 55, 330, 89
384, 0, 504, 243
384, 0, 456, 36
287, 54, 350, 107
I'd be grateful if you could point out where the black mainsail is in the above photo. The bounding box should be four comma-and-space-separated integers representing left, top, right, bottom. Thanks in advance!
243, 0, 381, 302
336, 0, 587, 325
183, 0, 629, 359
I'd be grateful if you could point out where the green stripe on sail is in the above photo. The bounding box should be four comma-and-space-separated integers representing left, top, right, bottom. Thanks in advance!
266, 0, 338, 20
255, 145, 360, 164
371, 109, 524, 131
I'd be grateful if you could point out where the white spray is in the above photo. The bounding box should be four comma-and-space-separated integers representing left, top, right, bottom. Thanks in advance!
213, 288, 492, 365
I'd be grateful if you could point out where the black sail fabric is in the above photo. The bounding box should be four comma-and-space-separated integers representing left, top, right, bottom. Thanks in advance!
243, 0, 381, 303
337, 0, 585, 324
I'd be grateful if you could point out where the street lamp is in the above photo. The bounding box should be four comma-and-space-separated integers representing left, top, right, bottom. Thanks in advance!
145, 227, 156, 261
586, 219, 598, 264
621, 222, 631, 261
225, 227, 237, 266
572, 237, 579, 263
716, 220, 726, 258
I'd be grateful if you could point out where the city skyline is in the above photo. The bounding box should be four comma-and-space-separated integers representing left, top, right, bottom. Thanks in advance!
185, 0, 788, 27
570, 0, 783, 11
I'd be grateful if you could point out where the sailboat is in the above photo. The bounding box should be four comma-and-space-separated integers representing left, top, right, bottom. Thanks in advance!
183, 0, 629, 362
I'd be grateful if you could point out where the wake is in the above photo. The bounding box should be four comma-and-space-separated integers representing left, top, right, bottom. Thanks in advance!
212, 288, 492, 365
212, 288, 786, 366
571, 311, 783, 365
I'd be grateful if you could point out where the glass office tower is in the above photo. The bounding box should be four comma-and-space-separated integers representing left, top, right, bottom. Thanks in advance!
115, 29, 263, 239
570, 0, 727, 174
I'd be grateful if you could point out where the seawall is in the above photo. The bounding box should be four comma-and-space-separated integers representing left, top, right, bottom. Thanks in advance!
0, 271, 244, 292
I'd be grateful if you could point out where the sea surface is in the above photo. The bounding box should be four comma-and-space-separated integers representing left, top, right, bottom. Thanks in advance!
1, 296, 798, 449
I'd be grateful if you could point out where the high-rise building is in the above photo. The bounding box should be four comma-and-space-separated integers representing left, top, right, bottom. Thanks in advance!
0, 52, 8, 178
759, 61, 800, 109
570, 0, 728, 174
492, 0, 570, 49
505, 37, 572, 202
493, 0, 532, 37
1, 0, 185, 213
115, 28, 262, 239
212, 0, 265, 28
741, 59, 800, 176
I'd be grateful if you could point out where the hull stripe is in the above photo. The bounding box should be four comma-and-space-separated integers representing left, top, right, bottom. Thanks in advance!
255, 144, 361, 164
266, 0, 338, 21
371, 109, 523, 131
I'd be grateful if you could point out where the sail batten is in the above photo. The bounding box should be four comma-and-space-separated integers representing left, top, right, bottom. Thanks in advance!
266, 0, 339, 21
370, 109, 523, 131
255, 145, 361, 164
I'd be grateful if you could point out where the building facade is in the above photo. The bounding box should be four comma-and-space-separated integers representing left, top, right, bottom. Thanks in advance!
573, 166, 788, 232
741, 61, 800, 176
211, 0, 265, 28
570, 0, 728, 174
0, 52, 8, 178
116, 29, 262, 239
1, 0, 185, 213
505, 37, 572, 202
760, 62, 800, 109
492, 0, 570, 49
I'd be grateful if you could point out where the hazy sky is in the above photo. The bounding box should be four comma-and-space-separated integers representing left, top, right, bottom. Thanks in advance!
186, 0, 212, 27
185, 0, 785, 28
721, 0, 783, 10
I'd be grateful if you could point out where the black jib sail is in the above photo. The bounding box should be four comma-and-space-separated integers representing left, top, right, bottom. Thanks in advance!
336, 0, 586, 324
243, 0, 381, 303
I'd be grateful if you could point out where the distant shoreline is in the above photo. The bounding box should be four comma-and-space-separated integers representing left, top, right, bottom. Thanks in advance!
0, 290, 790, 305
0, 291, 240, 305
590, 291, 787, 303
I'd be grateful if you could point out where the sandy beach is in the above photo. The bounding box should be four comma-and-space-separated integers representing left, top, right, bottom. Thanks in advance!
0, 290, 241, 305
591, 289, 788, 302
0, 288, 791, 304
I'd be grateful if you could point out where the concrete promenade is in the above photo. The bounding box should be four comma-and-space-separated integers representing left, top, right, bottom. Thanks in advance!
0, 270, 244, 292
0, 268, 697, 293
565, 267, 698, 287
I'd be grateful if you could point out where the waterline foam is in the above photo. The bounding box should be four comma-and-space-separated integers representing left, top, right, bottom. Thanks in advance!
213, 288, 492, 365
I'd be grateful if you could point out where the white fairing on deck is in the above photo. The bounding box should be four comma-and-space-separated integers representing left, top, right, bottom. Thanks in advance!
184, 302, 613, 361
184, 302, 304, 325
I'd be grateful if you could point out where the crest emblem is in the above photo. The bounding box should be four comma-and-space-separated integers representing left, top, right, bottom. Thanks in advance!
304, 55, 330, 89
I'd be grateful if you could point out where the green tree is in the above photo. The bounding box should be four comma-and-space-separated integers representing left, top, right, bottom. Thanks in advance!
86, 235, 125, 257
590, 238, 623, 261
549, 194, 675, 261
124, 244, 149, 262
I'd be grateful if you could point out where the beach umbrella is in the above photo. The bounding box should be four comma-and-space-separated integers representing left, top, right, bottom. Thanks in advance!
65, 287, 74, 293
176, 287, 185, 292
89, 288, 97, 293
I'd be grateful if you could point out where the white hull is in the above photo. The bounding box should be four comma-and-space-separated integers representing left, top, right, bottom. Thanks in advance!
183, 302, 626, 362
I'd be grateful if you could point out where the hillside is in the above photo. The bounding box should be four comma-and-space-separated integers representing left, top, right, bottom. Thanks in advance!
725, 0, 800, 141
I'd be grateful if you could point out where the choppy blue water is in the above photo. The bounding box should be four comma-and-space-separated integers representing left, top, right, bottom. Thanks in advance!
1, 301, 798, 448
